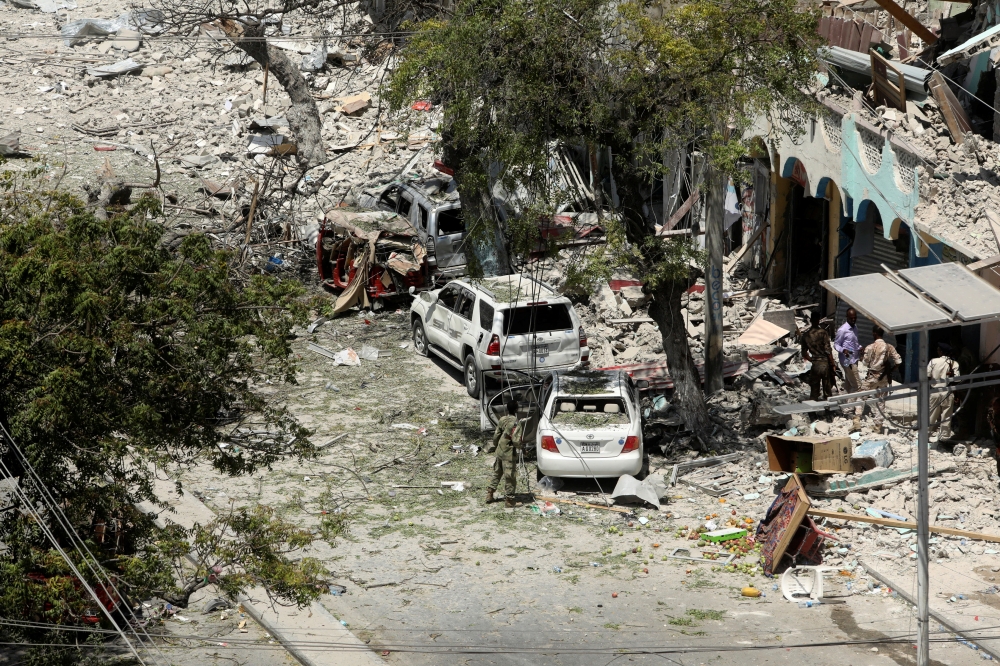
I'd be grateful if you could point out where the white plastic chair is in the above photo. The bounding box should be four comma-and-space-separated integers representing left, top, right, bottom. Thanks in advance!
780, 566, 840, 602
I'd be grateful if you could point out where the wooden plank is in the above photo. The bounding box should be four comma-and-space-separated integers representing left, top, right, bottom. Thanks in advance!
968, 253, 1000, 271
860, 22, 874, 52
928, 71, 971, 143
659, 190, 700, 234
808, 508, 1000, 543
847, 19, 863, 51
819, 15, 832, 40
829, 17, 845, 48
533, 495, 633, 514
871, 0, 938, 43
725, 221, 770, 272
769, 474, 811, 570
870, 49, 907, 111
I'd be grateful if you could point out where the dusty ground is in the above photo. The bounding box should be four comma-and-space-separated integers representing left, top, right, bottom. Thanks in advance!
158, 298, 998, 666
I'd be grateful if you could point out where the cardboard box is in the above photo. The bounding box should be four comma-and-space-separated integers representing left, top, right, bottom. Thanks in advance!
765, 434, 853, 474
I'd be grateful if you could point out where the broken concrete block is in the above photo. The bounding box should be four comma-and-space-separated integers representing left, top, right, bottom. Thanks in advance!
179, 154, 220, 168
620, 285, 648, 309
0, 131, 22, 157
301, 43, 327, 72
618, 347, 641, 361
595, 283, 620, 318
761, 309, 797, 334
335, 92, 371, 115
140, 65, 172, 77
111, 29, 141, 52
852, 439, 894, 472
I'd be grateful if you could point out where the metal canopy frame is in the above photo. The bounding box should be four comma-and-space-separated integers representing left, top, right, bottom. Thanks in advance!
820, 262, 1000, 666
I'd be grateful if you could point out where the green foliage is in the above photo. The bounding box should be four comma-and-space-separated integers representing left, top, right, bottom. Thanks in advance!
388, 0, 818, 275
0, 170, 326, 646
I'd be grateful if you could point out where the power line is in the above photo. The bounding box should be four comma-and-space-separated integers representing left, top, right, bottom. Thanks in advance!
0, 453, 148, 664
0, 423, 169, 665
0, 31, 415, 41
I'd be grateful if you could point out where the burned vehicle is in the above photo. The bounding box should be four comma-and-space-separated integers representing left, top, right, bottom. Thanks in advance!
316, 210, 429, 313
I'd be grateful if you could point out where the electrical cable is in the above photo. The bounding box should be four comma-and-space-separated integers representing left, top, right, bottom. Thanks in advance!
0, 31, 417, 41
1, 629, 998, 654
0, 423, 170, 665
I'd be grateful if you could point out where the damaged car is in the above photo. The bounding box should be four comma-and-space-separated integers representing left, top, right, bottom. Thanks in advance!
535, 370, 647, 479
410, 275, 590, 398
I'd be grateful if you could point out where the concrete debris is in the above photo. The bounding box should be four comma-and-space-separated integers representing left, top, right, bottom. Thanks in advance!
852, 439, 894, 472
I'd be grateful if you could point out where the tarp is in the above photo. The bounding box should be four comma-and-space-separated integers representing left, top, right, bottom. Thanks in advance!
611, 474, 666, 507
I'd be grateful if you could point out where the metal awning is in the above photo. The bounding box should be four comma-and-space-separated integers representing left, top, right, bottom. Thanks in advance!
822, 262, 1000, 333
820, 273, 951, 333
898, 262, 1000, 321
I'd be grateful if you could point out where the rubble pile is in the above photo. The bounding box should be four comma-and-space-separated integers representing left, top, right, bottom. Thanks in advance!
0, 0, 444, 271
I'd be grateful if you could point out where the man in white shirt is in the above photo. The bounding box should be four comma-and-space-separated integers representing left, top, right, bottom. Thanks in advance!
928, 342, 958, 442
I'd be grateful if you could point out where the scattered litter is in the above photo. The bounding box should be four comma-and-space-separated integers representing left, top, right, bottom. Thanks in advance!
391, 423, 419, 430
329, 584, 347, 596
359, 344, 379, 361
433, 460, 451, 467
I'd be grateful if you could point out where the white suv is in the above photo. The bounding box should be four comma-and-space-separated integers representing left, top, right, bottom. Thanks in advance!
409, 275, 590, 397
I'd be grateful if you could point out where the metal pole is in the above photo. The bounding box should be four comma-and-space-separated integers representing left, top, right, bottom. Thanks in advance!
917, 329, 930, 666
704, 166, 725, 394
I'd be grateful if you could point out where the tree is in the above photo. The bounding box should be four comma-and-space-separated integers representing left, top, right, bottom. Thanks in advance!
387, 0, 819, 441
0, 168, 325, 660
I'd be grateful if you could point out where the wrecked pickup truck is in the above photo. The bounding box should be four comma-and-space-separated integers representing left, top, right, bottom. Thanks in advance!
316, 209, 430, 313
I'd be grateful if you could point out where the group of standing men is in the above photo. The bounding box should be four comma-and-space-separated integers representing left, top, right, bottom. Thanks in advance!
802, 307, 957, 439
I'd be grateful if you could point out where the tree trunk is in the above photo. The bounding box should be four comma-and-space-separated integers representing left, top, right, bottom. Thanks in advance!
648, 278, 712, 446
220, 19, 326, 170
611, 161, 711, 446
441, 126, 509, 276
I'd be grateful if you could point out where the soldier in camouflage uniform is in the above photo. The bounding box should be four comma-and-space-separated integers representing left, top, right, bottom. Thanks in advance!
486, 400, 521, 508
802, 310, 836, 401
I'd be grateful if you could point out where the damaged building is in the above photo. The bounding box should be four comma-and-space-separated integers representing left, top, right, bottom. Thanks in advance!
729, 0, 1000, 405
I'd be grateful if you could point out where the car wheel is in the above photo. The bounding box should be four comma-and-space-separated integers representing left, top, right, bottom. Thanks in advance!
464, 354, 481, 399
412, 319, 428, 357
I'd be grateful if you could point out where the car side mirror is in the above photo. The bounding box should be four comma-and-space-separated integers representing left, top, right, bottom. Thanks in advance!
408, 286, 416, 295
635, 380, 649, 389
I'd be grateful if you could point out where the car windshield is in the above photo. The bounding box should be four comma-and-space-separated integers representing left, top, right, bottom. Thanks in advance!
502, 304, 573, 335
550, 397, 630, 426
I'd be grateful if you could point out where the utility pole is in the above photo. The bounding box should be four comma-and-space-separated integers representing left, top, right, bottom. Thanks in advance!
917, 330, 930, 666
704, 166, 725, 394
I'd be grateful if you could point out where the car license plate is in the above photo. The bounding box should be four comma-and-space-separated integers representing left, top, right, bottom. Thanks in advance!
581, 443, 600, 453
532, 345, 549, 354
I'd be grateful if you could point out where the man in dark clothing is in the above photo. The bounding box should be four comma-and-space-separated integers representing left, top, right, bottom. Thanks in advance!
802, 311, 836, 401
